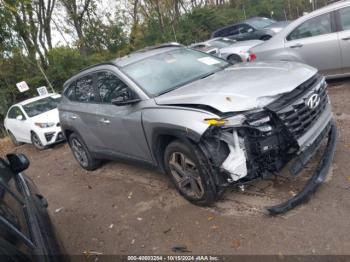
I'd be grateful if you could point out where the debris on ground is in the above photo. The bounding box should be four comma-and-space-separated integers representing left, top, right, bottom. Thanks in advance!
54, 207, 64, 213
171, 244, 191, 253
231, 239, 241, 250
163, 228, 172, 234
128, 192, 133, 199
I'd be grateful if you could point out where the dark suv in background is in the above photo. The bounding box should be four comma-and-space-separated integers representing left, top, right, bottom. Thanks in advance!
211, 17, 290, 41
0, 154, 66, 261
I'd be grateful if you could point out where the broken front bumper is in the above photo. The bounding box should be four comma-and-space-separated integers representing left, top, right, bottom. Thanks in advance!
266, 120, 337, 215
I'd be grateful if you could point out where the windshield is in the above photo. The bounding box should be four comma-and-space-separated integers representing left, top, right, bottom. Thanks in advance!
122, 48, 229, 96
22, 96, 61, 117
249, 18, 276, 29
209, 38, 236, 48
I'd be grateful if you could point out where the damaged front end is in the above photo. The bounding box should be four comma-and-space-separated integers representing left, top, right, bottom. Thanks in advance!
198, 74, 337, 215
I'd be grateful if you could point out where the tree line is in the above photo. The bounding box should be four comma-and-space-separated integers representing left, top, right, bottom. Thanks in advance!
0, 0, 330, 136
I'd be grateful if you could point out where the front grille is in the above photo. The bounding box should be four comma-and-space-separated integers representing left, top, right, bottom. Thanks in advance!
44, 132, 55, 142
267, 74, 329, 140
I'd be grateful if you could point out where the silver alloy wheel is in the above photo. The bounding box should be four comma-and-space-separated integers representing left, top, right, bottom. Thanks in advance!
169, 152, 204, 199
71, 138, 88, 167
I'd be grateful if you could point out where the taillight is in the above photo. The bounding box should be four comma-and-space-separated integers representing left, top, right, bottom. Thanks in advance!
249, 53, 257, 62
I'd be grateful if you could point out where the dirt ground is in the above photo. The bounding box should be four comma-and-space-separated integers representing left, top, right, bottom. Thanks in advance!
1, 80, 350, 256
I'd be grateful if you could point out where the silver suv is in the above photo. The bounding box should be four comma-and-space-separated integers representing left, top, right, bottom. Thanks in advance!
59, 44, 337, 214
249, 1, 350, 78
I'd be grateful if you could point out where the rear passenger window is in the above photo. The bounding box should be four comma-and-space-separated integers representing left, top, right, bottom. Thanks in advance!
7, 107, 25, 120
287, 13, 332, 40
96, 71, 131, 103
76, 75, 95, 102
65, 75, 95, 102
7, 108, 18, 119
339, 7, 350, 31
65, 82, 76, 101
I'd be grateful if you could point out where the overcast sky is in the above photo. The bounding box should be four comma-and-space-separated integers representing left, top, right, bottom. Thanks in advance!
51, 0, 120, 47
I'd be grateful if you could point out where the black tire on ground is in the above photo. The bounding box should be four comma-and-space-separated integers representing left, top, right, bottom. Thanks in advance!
68, 133, 101, 171
31, 132, 47, 150
164, 140, 217, 206
8, 130, 22, 146
227, 54, 242, 65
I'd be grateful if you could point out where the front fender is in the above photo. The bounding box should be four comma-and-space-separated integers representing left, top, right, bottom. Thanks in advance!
142, 106, 216, 165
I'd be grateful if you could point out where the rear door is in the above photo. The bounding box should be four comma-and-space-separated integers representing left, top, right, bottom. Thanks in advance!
5, 106, 29, 143
285, 12, 342, 76
61, 74, 103, 151
94, 70, 153, 162
336, 6, 350, 74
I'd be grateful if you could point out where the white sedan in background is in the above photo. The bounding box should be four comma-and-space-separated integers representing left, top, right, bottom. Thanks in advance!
190, 37, 263, 64
4, 94, 64, 150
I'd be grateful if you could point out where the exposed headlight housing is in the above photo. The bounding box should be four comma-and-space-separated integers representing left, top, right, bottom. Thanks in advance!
205, 114, 246, 127
35, 122, 55, 128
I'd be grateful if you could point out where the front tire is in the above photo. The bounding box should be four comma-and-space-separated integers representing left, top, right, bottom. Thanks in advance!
68, 133, 101, 171
31, 132, 47, 150
164, 140, 217, 206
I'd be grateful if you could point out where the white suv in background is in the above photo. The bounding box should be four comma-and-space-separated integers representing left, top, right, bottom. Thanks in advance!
4, 94, 64, 150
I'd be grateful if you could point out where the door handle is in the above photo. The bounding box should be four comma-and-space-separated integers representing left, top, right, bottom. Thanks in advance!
290, 43, 303, 48
70, 115, 77, 120
99, 118, 111, 124
342, 37, 350, 41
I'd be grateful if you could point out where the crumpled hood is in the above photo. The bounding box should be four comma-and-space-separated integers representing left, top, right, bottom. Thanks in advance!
155, 61, 317, 113
30, 108, 60, 124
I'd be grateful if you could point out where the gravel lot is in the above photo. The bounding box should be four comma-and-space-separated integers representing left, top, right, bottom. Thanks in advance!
1, 80, 350, 255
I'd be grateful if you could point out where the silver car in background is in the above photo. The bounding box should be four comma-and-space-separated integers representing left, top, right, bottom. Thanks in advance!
191, 37, 263, 64
249, 0, 350, 78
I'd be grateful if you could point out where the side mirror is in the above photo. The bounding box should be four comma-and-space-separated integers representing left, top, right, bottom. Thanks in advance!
247, 28, 254, 33
6, 154, 30, 173
16, 115, 23, 121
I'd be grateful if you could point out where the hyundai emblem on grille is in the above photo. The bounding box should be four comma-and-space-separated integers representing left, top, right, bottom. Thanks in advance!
307, 93, 321, 109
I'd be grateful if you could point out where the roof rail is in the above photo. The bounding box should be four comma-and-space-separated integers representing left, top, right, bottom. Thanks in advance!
135, 42, 183, 53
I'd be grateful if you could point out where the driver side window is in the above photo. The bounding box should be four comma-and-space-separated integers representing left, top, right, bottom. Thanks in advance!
96, 71, 134, 104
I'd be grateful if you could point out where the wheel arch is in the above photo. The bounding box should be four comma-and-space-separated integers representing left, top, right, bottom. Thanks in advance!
151, 127, 202, 173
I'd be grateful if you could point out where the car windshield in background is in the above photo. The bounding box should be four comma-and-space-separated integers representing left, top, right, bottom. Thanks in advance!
122, 49, 229, 96
209, 39, 236, 48
249, 18, 276, 29
23, 96, 60, 117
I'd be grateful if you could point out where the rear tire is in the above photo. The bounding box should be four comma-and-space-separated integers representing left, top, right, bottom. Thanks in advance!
260, 35, 272, 41
8, 130, 22, 146
227, 54, 242, 65
68, 133, 101, 171
31, 132, 47, 150
164, 140, 217, 206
